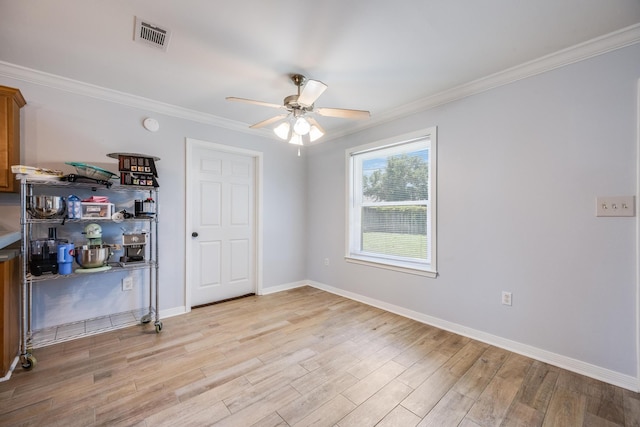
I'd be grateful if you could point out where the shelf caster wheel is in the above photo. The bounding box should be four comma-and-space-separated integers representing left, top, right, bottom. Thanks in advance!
155, 321, 163, 333
21, 355, 36, 370
141, 314, 151, 324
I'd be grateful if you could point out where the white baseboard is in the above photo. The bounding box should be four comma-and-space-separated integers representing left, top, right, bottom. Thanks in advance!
260, 280, 308, 295
305, 280, 639, 392
160, 305, 187, 319
0, 356, 19, 383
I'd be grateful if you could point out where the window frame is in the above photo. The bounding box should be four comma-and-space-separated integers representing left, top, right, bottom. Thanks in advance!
345, 127, 437, 278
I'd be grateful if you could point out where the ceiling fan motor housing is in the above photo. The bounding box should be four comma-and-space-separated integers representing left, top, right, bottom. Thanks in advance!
284, 94, 312, 115
290, 74, 307, 87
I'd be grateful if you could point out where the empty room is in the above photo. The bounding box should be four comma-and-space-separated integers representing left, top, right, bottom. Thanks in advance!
0, 1, 639, 425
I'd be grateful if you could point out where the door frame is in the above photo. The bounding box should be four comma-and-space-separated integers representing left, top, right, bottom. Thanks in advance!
184, 137, 263, 310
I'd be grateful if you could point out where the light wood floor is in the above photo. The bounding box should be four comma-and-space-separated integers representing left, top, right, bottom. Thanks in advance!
1, 286, 639, 426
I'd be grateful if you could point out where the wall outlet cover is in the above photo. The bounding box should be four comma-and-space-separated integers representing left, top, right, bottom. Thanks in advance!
501, 291, 512, 306
122, 277, 134, 291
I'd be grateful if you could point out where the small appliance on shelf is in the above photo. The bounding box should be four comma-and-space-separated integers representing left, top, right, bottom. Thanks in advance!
29, 227, 67, 276
134, 197, 155, 218
119, 230, 147, 266
74, 223, 113, 273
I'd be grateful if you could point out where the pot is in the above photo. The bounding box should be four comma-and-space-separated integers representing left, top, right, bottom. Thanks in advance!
74, 245, 112, 268
27, 195, 66, 219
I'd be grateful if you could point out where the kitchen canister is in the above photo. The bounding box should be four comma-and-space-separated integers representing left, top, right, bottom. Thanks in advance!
67, 195, 81, 219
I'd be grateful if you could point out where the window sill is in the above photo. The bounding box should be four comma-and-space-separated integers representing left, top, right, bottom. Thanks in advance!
344, 255, 437, 278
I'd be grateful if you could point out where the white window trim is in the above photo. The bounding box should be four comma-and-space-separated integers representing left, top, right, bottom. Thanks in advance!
345, 127, 437, 278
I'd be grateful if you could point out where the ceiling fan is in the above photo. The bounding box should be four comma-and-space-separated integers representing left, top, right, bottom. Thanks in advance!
226, 74, 370, 146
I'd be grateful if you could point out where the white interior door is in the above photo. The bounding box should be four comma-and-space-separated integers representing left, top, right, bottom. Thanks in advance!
188, 141, 257, 306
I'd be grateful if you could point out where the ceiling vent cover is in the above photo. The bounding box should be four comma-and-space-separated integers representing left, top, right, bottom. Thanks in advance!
134, 17, 171, 51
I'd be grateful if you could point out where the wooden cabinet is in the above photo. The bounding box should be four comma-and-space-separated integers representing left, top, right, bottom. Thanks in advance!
0, 86, 26, 193
0, 250, 20, 377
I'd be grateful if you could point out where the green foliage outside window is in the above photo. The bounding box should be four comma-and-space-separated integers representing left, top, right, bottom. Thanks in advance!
362, 154, 428, 202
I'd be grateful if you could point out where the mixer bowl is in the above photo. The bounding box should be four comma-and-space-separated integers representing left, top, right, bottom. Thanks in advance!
74, 245, 112, 268
27, 195, 66, 219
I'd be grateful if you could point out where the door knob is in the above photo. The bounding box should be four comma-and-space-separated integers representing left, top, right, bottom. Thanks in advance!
191, 232, 199, 238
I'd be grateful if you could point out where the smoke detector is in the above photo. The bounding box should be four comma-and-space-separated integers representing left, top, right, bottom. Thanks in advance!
134, 17, 171, 52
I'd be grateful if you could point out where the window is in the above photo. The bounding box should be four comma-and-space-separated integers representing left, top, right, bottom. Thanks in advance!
346, 128, 437, 277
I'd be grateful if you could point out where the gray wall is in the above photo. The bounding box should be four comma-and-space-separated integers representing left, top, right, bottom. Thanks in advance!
306, 44, 639, 378
0, 77, 307, 328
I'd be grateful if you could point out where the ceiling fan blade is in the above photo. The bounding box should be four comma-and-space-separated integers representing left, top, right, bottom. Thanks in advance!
249, 114, 288, 129
316, 107, 371, 120
297, 79, 327, 107
226, 97, 284, 109
307, 117, 325, 134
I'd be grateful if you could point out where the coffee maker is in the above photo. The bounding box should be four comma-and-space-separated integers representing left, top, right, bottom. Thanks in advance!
120, 231, 147, 265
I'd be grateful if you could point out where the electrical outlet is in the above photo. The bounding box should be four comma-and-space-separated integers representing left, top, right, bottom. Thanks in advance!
122, 277, 134, 291
596, 196, 635, 217
324, 258, 330, 266
501, 291, 512, 306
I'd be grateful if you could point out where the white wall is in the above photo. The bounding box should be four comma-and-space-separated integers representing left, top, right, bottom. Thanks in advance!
306, 44, 639, 382
0, 76, 308, 328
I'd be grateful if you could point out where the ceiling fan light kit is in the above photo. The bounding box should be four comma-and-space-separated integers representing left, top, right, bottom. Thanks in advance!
273, 122, 290, 140
272, 118, 324, 144
289, 133, 303, 146
293, 117, 311, 135
226, 73, 370, 146
308, 124, 324, 142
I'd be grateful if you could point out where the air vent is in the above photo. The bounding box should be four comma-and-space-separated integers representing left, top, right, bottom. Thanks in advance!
134, 17, 171, 51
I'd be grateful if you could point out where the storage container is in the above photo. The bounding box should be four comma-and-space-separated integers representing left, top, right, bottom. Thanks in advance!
80, 202, 114, 219
67, 195, 81, 219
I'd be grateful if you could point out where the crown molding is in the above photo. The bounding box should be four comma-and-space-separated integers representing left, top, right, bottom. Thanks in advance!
1, 23, 638, 142
0, 60, 262, 137
325, 23, 640, 142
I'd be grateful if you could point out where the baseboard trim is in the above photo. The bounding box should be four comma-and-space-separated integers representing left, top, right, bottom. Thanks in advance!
160, 305, 187, 319
260, 281, 308, 295
306, 280, 639, 392
0, 356, 19, 383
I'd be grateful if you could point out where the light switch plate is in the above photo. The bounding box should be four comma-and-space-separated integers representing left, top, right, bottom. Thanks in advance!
596, 196, 635, 217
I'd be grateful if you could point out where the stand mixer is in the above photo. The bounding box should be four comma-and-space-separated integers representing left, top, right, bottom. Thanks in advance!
83, 223, 103, 246
74, 223, 113, 272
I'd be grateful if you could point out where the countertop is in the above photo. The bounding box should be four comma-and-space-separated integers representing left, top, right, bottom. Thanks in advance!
0, 248, 19, 261
0, 227, 20, 251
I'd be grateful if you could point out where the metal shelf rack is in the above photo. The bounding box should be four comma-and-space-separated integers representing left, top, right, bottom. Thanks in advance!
18, 177, 160, 370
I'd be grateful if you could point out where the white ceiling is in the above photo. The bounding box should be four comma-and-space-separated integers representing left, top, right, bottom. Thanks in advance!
1, 1, 639, 140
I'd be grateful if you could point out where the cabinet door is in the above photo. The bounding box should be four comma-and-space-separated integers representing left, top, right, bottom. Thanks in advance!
0, 86, 26, 193
0, 255, 20, 376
